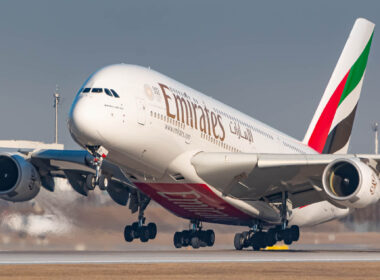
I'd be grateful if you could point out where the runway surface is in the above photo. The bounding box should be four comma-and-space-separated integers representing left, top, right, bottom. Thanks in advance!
1, 248, 380, 264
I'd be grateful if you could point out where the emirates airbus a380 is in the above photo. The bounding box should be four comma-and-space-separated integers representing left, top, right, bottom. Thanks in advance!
0, 18, 378, 250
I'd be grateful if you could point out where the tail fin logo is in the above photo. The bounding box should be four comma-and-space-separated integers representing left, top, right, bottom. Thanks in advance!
303, 18, 375, 154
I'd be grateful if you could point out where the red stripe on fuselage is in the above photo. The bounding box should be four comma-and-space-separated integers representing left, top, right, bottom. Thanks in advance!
308, 71, 350, 153
134, 182, 253, 225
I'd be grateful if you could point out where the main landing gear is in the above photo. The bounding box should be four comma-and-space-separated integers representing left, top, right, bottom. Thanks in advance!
234, 191, 299, 251
234, 225, 300, 251
124, 220, 157, 243
173, 221, 215, 249
85, 146, 109, 191
123, 191, 157, 243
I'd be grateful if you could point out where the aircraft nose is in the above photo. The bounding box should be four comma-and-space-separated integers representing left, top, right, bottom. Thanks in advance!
68, 96, 103, 146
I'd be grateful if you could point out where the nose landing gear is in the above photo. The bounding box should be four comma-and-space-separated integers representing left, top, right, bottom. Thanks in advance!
173, 221, 215, 249
85, 145, 109, 190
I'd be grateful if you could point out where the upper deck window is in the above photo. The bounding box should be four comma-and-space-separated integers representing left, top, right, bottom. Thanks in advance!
82, 88, 91, 93
111, 89, 120, 98
92, 88, 103, 93
104, 88, 113, 97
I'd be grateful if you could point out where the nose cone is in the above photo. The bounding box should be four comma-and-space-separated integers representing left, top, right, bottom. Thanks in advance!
68, 96, 104, 146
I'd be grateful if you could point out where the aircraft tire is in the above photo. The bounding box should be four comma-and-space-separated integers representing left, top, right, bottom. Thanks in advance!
85, 174, 96, 190
139, 226, 150, 242
124, 225, 133, 242
173, 232, 182, 248
98, 175, 108, 191
132, 222, 140, 238
181, 230, 191, 246
283, 229, 293, 245
191, 236, 200, 249
290, 225, 300, 242
266, 230, 277, 247
234, 233, 244, 250
205, 230, 215, 247
241, 231, 250, 248
147, 223, 157, 239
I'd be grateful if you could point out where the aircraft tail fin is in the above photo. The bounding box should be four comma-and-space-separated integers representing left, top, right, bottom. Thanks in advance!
303, 18, 375, 154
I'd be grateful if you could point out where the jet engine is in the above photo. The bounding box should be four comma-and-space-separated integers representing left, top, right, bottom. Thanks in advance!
0, 153, 41, 202
322, 158, 380, 208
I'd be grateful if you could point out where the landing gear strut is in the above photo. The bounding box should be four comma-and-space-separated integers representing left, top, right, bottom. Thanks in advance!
85, 146, 109, 190
173, 221, 215, 249
123, 191, 157, 243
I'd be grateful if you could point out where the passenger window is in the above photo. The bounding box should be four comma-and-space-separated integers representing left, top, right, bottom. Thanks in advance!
82, 88, 91, 93
111, 89, 120, 98
92, 88, 103, 93
104, 88, 113, 97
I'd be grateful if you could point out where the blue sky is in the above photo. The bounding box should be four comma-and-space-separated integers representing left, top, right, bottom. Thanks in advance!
1, 0, 380, 152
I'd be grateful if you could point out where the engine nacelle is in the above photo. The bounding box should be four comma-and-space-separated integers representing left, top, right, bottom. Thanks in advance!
322, 158, 380, 208
0, 153, 41, 202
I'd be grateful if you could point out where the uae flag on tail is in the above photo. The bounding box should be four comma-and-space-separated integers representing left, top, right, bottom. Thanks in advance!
303, 18, 375, 154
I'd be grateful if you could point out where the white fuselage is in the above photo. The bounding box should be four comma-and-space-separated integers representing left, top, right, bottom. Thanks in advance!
68, 64, 350, 227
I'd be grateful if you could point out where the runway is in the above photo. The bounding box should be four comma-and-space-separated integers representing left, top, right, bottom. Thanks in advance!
1, 248, 380, 264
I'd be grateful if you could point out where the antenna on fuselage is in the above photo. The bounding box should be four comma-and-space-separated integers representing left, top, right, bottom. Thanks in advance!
53, 85, 60, 144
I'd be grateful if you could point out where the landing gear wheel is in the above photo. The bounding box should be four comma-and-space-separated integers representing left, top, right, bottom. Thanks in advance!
85, 174, 96, 190
98, 175, 109, 191
173, 232, 183, 248
139, 226, 150, 243
254, 232, 266, 250
182, 230, 191, 247
290, 225, 300, 242
147, 223, 157, 239
283, 229, 293, 245
132, 222, 140, 238
234, 233, 244, 250
266, 229, 277, 247
205, 230, 215, 246
191, 236, 200, 249
124, 225, 133, 242
241, 231, 250, 248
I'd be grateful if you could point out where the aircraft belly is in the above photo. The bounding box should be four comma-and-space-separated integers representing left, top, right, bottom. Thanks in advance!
134, 182, 255, 226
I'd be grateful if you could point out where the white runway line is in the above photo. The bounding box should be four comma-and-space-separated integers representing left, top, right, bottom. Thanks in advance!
0, 250, 380, 264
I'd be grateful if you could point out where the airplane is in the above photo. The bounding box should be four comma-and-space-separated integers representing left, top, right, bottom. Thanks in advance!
0, 18, 378, 250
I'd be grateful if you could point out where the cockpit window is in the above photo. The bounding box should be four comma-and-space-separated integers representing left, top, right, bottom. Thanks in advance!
82, 88, 91, 93
111, 89, 120, 98
104, 88, 113, 97
92, 88, 103, 93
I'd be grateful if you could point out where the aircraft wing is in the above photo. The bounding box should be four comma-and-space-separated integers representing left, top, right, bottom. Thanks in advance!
191, 152, 380, 208
30, 149, 136, 206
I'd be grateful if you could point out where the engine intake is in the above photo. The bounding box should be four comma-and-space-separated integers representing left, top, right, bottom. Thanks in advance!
0, 155, 19, 192
322, 158, 380, 208
0, 153, 41, 202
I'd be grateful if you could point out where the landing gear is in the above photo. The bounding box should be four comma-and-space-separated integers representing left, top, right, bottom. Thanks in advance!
234, 192, 300, 251
124, 221, 157, 243
233, 225, 300, 251
173, 221, 215, 249
85, 145, 109, 191
123, 191, 157, 243
85, 173, 109, 191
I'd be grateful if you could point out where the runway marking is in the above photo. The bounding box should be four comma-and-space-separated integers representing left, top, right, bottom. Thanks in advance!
0, 250, 380, 265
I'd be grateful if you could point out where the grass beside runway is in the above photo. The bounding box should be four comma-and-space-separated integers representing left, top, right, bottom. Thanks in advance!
0, 262, 379, 280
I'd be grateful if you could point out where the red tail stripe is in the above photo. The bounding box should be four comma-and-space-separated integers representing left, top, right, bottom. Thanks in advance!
308, 71, 350, 153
